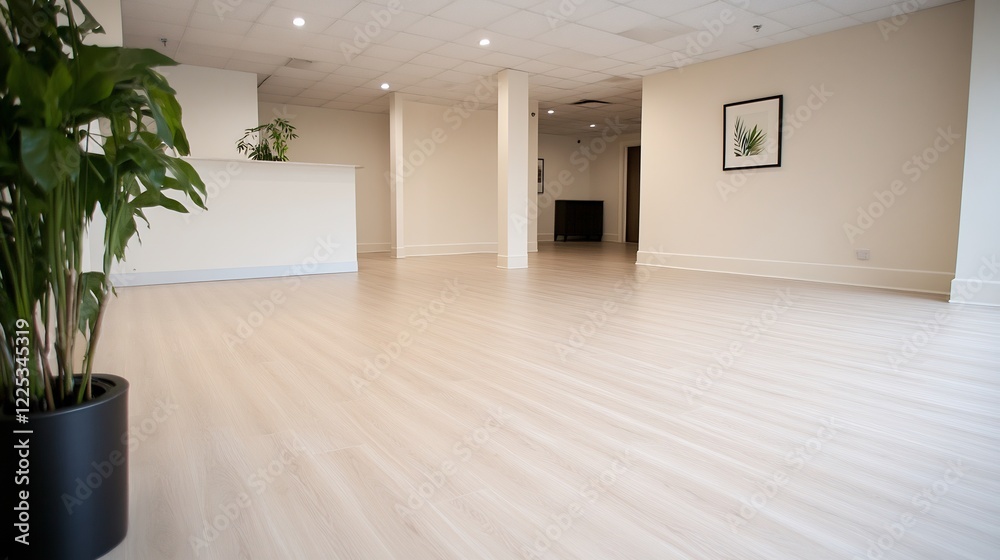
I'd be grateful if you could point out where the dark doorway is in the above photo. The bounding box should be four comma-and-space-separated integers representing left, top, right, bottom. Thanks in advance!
625, 146, 641, 243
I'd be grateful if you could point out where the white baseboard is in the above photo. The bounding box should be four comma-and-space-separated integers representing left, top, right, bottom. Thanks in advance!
404, 242, 498, 257
528, 241, 538, 253
538, 233, 554, 242
358, 242, 390, 253
498, 255, 528, 269
635, 250, 952, 295
111, 261, 358, 287
950, 279, 1000, 306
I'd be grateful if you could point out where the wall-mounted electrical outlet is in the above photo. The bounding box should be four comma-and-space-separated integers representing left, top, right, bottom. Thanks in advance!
856, 249, 871, 261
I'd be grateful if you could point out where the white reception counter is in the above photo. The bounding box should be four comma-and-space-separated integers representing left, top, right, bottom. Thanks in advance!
108, 158, 359, 287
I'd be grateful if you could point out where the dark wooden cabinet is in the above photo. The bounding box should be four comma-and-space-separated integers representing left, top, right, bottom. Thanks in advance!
554, 200, 603, 241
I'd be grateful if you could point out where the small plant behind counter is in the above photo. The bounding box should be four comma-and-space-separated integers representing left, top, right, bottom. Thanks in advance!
235, 117, 299, 161
0, 0, 206, 558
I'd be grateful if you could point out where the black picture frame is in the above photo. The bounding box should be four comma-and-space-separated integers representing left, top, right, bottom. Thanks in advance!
538, 158, 544, 194
723, 95, 782, 171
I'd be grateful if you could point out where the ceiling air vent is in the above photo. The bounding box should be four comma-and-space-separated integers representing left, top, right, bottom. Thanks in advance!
286, 58, 314, 70
570, 99, 611, 106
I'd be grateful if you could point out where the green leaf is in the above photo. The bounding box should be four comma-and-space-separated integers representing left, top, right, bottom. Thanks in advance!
69, 0, 104, 37
733, 118, 767, 158
77, 271, 106, 335
21, 128, 80, 191
144, 73, 189, 153
42, 62, 73, 128
157, 195, 189, 214
7, 54, 50, 120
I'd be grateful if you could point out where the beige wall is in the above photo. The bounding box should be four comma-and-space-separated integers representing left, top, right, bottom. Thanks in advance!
537, 129, 639, 243
591, 132, 641, 243
80, 0, 123, 46
638, 1, 973, 294
158, 65, 258, 159
952, 0, 1000, 305
259, 102, 390, 253
401, 100, 498, 256
537, 134, 592, 241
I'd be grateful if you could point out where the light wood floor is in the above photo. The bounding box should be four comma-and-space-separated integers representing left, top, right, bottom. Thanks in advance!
98, 242, 1000, 559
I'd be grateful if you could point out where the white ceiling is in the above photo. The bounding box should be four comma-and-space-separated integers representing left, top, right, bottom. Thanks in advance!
121, 0, 959, 135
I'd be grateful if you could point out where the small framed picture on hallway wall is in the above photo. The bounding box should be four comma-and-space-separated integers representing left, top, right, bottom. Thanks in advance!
723, 95, 783, 171
538, 159, 544, 193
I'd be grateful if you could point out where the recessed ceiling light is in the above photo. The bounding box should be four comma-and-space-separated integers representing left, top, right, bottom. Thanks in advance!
589, 124, 597, 128
479, 38, 491, 46
380, 83, 390, 90
292, 17, 305, 27
547, 109, 555, 114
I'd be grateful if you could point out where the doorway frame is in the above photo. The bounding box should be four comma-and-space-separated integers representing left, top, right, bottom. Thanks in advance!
618, 138, 642, 244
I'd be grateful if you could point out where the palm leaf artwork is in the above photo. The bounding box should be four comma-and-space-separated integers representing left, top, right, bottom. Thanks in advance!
733, 117, 767, 157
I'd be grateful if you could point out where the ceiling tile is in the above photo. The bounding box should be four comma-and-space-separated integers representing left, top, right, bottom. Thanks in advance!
568, 56, 624, 72
361, 44, 420, 62
435, 70, 481, 84
174, 50, 230, 68
578, 5, 655, 34
410, 52, 466, 69
816, 0, 900, 15
288, 96, 331, 107
344, 54, 404, 72
667, 1, 755, 29
389, 63, 449, 79
124, 19, 186, 41
229, 50, 293, 66
186, 14, 253, 34
486, 10, 558, 39
477, 51, 530, 68
767, 3, 844, 27
400, 0, 458, 15
382, 32, 447, 52
453, 60, 503, 76
618, 20, 694, 44
123, 0, 193, 26
271, 0, 359, 19
797, 16, 862, 36
322, 100, 364, 110
257, 83, 307, 97
182, 27, 246, 48
256, 6, 335, 31
246, 23, 312, 48
610, 43, 671, 64
406, 16, 476, 41
533, 23, 644, 57
433, 0, 519, 27
529, 0, 621, 24
264, 75, 320, 89
721, 0, 810, 12
335, 65, 385, 79
429, 41, 488, 59
514, 59, 560, 74
225, 59, 280, 76
626, 0, 715, 19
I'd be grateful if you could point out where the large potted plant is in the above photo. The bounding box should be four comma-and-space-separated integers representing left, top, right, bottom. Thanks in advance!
0, 1, 205, 558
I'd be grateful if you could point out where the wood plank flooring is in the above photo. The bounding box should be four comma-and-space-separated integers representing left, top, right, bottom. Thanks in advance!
98, 242, 1000, 559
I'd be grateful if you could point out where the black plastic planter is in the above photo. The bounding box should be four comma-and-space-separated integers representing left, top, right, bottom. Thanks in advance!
2, 375, 129, 560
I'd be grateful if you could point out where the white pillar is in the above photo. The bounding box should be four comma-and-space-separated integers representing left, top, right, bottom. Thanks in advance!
389, 93, 405, 259
529, 100, 539, 253
497, 69, 530, 269
951, 0, 1000, 305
